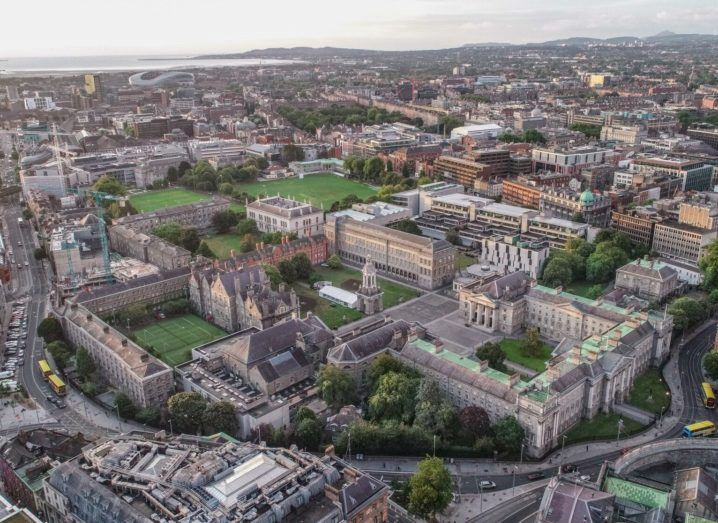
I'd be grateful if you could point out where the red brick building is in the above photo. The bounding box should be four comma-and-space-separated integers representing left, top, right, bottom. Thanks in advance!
223, 234, 328, 269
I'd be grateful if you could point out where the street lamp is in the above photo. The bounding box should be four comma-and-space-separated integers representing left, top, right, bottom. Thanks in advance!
616, 418, 624, 446
559, 435, 567, 471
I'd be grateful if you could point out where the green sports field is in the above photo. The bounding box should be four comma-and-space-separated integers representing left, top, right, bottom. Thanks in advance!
239, 173, 376, 209
129, 189, 210, 213
132, 314, 226, 366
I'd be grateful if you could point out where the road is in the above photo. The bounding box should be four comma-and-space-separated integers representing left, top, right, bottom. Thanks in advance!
676, 321, 718, 431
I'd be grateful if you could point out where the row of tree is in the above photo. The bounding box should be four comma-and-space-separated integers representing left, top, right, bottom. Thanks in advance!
278, 104, 409, 133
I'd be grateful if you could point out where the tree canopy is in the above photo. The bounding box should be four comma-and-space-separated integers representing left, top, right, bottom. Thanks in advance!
317, 366, 356, 409
168, 392, 208, 434
407, 457, 453, 520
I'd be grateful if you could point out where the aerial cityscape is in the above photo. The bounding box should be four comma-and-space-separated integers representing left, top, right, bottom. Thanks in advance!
2, 1, 718, 522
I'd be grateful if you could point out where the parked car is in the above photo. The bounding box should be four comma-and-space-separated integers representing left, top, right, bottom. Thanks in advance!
527, 472, 546, 481
479, 481, 496, 489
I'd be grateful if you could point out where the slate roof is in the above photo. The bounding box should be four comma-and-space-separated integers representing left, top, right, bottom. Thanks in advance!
340, 474, 388, 517
618, 259, 676, 281
541, 480, 615, 523
255, 347, 310, 383
480, 271, 530, 301
328, 320, 410, 363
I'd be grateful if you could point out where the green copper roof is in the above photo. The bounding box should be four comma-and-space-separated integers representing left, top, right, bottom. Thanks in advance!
604, 477, 669, 510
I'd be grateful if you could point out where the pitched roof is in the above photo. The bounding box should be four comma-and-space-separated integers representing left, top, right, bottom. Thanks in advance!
328, 320, 410, 363
340, 474, 388, 517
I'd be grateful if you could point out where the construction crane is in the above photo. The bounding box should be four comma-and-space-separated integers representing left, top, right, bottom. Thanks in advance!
89, 190, 124, 283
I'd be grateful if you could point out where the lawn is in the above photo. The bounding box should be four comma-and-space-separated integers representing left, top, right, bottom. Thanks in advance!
129, 188, 210, 213
312, 265, 419, 309
564, 280, 606, 299
132, 314, 226, 367
202, 233, 248, 260
455, 253, 476, 270
627, 369, 671, 415
564, 414, 645, 445
238, 173, 376, 209
499, 338, 553, 373
293, 284, 363, 329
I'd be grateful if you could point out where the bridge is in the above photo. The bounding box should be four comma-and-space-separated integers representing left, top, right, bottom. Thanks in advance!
613, 439, 718, 475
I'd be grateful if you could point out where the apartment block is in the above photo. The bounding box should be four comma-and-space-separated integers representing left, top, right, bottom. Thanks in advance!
434, 155, 493, 189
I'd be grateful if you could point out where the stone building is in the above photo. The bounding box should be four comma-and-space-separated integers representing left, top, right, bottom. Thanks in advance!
327, 319, 410, 388
355, 258, 384, 315
325, 215, 456, 290
108, 224, 191, 271
246, 196, 325, 238
615, 258, 679, 303
539, 188, 612, 227
72, 267, 189, 315
189, 264, 299, 333
113, 197, 229, 233
60, 303, 174, 408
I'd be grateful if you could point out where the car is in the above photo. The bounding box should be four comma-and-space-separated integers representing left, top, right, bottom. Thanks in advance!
479, 480, 496, 489
527, 472, 546, 481
560, 464, 577, 473
55, 401, 66, 409
17, 361, 23, 366
17, 241, 21, 246
580, 475, 591, 481
45, 395, 54, 403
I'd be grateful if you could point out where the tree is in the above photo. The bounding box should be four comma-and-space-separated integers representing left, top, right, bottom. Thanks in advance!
413, 379, 456, 438
212, 210, 239, 233
203, 401, 238, 434
668, 297, 708, 331
262, 264, 283, 287
541, 256, 574, 288
119, 303, 148, 327
81, 381, 98, 397
458, 406, 491, 439
135, 407, 161, 426
445, 229, 460, 245
236, 219, 259, 236
46, 341, 72, 369
700, 239, 718, 291
278, 259, 297, 283
196, 241, 216, 259
76, 347, 96, 380
168, 392, 208, 434
363, 157, 384, 182
33, 246, 47, 260
317, 366, 356, 409
366, 353, 413, 392
394, 219, 422, 235
586, 284, 604, 299
281, 144, 305, 163
38, 317, 63, 343
294, 417, 322, 450
523, 129, 546, 144
115, 393, 137, 419
368, 371, 418, 423
570, 123, 602, 139
407, 457, 453, 521
153, 223, 183, 245
166, 166, 179, 182
475, 341, 507, 372
180, 227, 200, 252
327, 254, 343, 270
219, 182, 234, 195
521, 327, 543, 358
704, 352, 718, 380
92, 175, 126, 195
291, 253, 313, 281
493, 416, 525, 453
438, 115, 463, 135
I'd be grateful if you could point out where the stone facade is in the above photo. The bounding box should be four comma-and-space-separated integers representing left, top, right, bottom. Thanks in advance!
60, 303, 174, 409
246, 196, 325, 238
355, 258, 384, 315
72, 267, 190, 315
222, 234, 328, 269
108, 224, 191, 271
325, 215, 456, 290
615, 258, 679, 303
114, 196, 229, 233
189, 264, 299, 333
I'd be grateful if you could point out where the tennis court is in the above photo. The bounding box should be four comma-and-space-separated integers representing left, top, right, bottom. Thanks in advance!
133, 314, 226, 366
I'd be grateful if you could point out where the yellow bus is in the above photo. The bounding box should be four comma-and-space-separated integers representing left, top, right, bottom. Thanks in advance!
47, 374, 67, 396
38, 360, 52, 380
702, 383, 716, 409
682, 421, 717, 438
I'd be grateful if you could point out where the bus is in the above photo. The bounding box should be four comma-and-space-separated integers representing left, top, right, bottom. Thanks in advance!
702, 383, 716, 409
682, 421, 717, 438
47, 374, 67, 396
38, 360, 52, 380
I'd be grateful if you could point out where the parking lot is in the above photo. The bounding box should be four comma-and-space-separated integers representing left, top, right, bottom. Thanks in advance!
385, 292, 498, 355
1, 299, 28, 391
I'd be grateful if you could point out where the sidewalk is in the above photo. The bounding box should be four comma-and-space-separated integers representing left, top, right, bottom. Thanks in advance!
441, 480, 549, 522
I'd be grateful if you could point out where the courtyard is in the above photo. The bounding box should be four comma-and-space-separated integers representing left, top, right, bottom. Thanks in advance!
132, 314, 227, 367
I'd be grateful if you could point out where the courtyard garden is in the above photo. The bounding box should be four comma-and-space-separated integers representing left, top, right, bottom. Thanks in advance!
626, 368, 671, 416
563, 414, 646, 445
498, 338, 553, 373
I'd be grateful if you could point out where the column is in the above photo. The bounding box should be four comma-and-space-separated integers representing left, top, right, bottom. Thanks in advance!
484, 306, 491, 328
492, 309, 499, 331
478, 304, 485, 325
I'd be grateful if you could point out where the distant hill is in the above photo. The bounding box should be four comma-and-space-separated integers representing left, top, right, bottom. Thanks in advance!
193, 32, 718, 61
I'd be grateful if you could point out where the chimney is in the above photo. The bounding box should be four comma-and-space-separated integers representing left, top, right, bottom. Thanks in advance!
433, 338, 443, 353
103, 326, 109, 334
70, 303, 78, 311
140, 353, 149, 362
255, 243, 260, 251
86, 314, 93, 321
479, 359, 489, 371
509, 373, 520, 386
121, 339, 128, 347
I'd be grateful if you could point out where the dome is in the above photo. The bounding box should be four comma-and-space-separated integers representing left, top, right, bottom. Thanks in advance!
579, 190, 596, 204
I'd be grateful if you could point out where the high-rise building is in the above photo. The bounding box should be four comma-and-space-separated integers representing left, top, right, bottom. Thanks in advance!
84, 74, 104, 102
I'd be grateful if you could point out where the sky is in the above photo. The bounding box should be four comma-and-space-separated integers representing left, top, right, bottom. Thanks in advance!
2, 0, 718, 57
